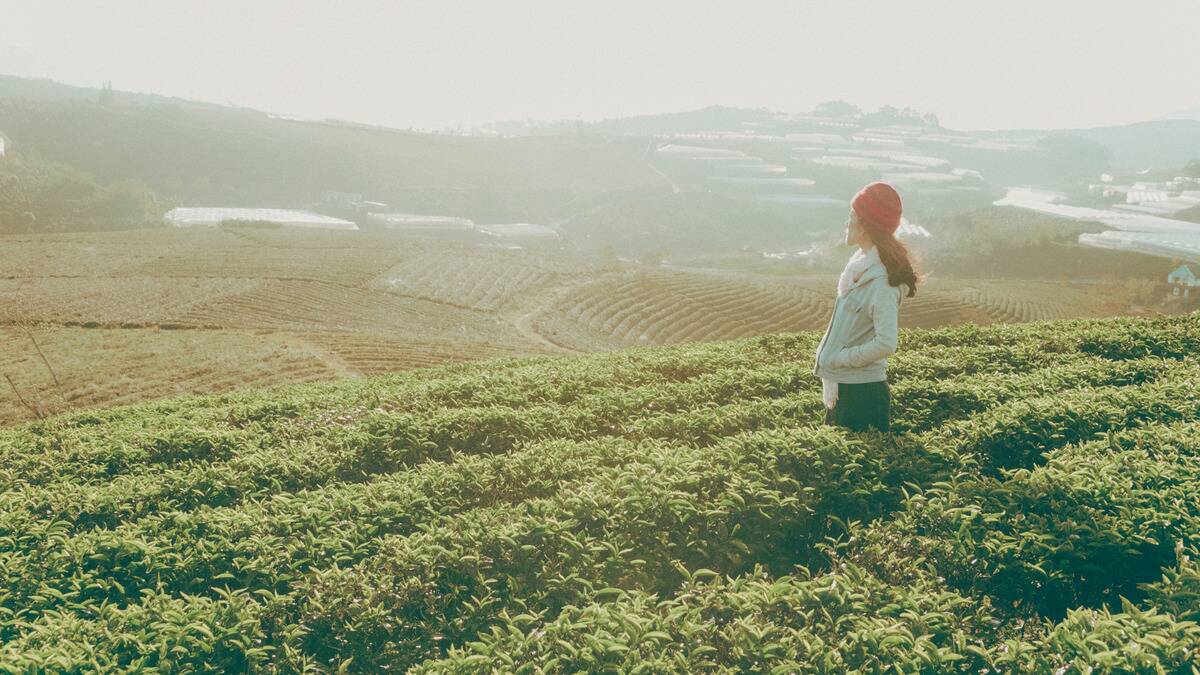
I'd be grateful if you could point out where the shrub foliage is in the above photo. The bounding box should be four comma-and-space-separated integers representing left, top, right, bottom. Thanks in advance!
0, 314, 1197, 671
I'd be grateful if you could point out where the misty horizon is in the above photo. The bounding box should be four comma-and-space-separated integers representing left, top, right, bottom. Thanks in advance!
2, 0, 1199, 132
4, 67, 1199, 136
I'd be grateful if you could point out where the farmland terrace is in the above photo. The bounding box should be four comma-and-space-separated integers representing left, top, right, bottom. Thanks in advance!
0, 227, 1161, 425
0, 313, 1196, 670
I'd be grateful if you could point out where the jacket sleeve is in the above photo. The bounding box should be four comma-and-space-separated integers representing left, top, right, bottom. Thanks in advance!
826, 284, 901, 369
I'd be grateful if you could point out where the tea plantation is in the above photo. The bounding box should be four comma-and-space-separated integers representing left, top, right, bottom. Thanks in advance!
0, 314, 1198, 672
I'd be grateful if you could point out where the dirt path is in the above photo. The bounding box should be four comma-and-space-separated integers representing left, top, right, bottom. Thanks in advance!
646, 160, 681, 194
277, 334, 362, 379
511, 286, 583, 355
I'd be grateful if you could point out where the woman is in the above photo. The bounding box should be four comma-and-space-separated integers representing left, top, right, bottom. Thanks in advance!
813, 181, 918, 432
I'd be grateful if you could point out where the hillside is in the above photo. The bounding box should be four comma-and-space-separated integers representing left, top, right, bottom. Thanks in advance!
0, 75, 662, 229
1062, 119, 1200, 170
0, 313, 1196, 670
6, 75, 1199, 258
0, 227, 1167, 425
0, 228, 571, 424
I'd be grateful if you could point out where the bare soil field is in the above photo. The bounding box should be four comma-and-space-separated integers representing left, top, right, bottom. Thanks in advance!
0, 227, 1154, 424
529, 269, 1145, 351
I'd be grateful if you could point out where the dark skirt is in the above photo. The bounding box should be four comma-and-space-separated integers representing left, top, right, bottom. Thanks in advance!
823, 380, 890, 433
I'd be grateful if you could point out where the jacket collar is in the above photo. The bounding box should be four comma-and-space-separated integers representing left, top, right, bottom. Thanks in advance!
846, 260, 886, 291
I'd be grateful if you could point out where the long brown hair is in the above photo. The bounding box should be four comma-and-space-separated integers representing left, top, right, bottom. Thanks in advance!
864, 226, 918, 298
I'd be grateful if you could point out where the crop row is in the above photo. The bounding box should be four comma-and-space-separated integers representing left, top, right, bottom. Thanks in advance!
2, 338, 828, 482
0, 353, 1174, 550
543, 273, 1131, 351
302, 334, 537, 375
0, 425, 894, 669
8, 310, 1180, 484
957, 288, 1069, 323
371, 254, 558, 312
0, 327, 337, 427
421, 561, 1200, 673
552, 274, 834, 346
0, 277, 260, 326
280, 422, 959, 671
0, 334, 785, 460
172, 279, 453, 334
127, 242, 402, 285
888, 354, 1171, 433
846, 419, 1200, 621
6, 361, 1185, 632
6, 313, 1188, 456
0, 437, 658, 634
285, 378, 1200, 672
0, 357, 820, 493
415, 423, 1200, 673
923, 371, 1200, 472
0, 315, 1194, 671
900, 313, 1200, 358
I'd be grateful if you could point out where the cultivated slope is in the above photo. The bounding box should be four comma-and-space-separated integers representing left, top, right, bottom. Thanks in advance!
3, 227, 1155, 426
0, 314, 1197, 671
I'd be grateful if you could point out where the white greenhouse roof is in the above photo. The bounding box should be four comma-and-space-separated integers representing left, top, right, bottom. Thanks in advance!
784, 133, 850, 145
994, 189, 1200, 234
997, 188, 1200, 262
881, 172, 964, 184
478, 223, 558, 238
653, 144, 746, 159
897, 218, 931, 238
1077, 231, 1200, 263
707, 177, 816, 188
165, 208, 358, 230
368, 213, 475, 229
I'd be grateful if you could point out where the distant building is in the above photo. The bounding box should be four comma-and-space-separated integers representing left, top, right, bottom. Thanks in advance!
896, 217, 931, 238
1167, 264, 1197, 298
1125, 189, 1170, 204
367, 213, 475, 232
653, 144, 748, 161
1112, 187, 1200, 217
322, 191, 364, 207
477, 223, 559, 241
164, 207, 358, 230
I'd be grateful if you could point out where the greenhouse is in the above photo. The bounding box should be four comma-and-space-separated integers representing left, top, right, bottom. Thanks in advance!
996, 188, 1200, 262
164, 208, 358, 230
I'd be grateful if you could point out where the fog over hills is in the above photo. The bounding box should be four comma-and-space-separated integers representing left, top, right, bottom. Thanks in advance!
1167, 104, 1200, 122
1, 73, 1198, 260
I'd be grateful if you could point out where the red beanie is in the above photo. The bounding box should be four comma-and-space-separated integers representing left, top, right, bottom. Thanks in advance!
851, 182, 902, 234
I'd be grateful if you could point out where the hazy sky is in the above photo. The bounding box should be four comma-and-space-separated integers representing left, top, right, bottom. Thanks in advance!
2, 0, 1197, 131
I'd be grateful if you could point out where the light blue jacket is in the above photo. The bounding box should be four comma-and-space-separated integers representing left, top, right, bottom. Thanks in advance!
813, 260, 905, 384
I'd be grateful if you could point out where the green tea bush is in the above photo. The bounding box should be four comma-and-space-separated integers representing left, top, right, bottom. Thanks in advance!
421, 563, 997, 674
0, 313, 1195, 671
847, 422, 1200, 620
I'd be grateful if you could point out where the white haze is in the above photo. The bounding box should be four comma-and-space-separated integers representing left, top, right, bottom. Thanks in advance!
1, 0, 1197, 131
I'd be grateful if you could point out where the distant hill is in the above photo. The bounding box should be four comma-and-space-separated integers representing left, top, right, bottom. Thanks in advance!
4, 73, 1199, 251
1055, 119, 1200, 170
0, 74, 662, 229
557, 190, 822, 256
552, 104, 1200, 174
0, 73, 237, 111
585, 105, 790, 136
1167, 104, 1200, 121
